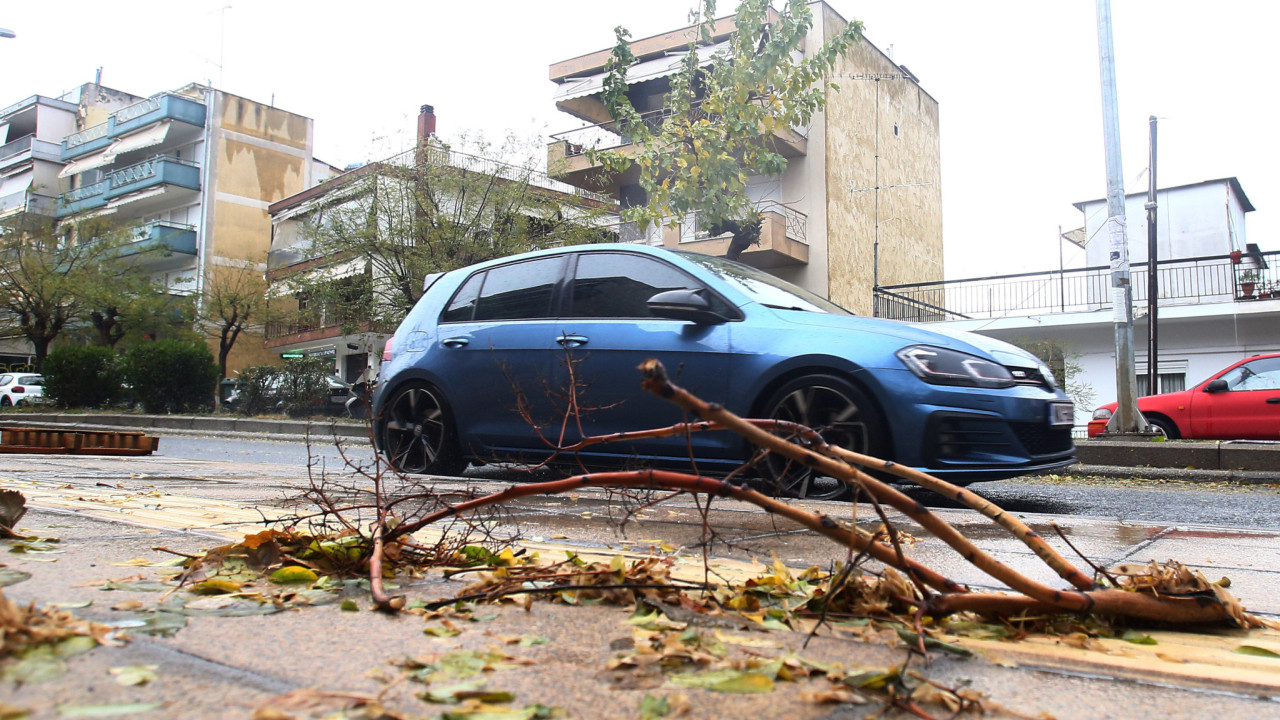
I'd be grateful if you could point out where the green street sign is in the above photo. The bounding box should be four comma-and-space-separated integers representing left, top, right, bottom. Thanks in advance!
281, 351, 304, 359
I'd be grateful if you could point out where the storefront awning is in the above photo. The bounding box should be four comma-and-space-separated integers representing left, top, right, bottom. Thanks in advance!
553, 41, 729, 103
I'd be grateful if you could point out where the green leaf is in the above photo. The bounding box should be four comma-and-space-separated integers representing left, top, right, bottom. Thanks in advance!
424, 625, 461, 638
0, 568, 31, 587
188, 579, 241, 595
1234, 645, 1280, 658
669, 670, 774, 693
46, 600, 92, 609
268, 566, 318, 584
639, 695, 669, 720
1120, 630, 1158, 645
99, 579, 169, 592
109, 665, 158, 686
340, 599, 359, 612
57, 703, 162, 718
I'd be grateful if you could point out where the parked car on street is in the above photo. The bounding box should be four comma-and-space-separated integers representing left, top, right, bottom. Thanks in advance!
0, 373, 45, 407
1089, 353, 1280, 440
224, 375, 352, 416
372, 244, 1076, 498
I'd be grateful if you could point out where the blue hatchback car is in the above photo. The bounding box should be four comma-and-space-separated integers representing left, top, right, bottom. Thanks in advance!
372, 244, 1076, 498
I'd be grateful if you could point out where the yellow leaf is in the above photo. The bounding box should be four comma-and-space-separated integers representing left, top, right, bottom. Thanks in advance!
190, 579, 242, 595
268, 566, 318, 584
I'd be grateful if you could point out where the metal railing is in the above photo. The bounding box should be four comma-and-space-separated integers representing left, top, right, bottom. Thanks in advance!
114, 95, 164, 124
64, 180, 108, 203
550, 102, 808, 159
676, 201, 809, 245
874, 251, 1280, 322
597, 218, 664, 246
64, 122, 109, 150
107, 154, 197, 185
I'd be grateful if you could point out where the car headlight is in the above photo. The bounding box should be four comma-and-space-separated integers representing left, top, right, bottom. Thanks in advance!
1092, 407, 1113, 420
896, 346, 1015, 389
1036, 360, 1058, 390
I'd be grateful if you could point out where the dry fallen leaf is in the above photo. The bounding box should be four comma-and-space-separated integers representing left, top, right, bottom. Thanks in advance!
111, 601, 144, 611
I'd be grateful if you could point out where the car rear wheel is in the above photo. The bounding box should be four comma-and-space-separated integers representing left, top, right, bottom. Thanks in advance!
759, 375, 889, 501
381, 384, 466, 476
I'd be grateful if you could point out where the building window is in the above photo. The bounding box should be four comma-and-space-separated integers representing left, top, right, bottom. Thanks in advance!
1136, 373, 1185, 397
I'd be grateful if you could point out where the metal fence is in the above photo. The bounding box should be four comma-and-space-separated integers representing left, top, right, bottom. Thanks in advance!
874, 251, 1280, 322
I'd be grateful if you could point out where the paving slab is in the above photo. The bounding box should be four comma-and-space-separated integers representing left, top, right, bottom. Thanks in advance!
5, 457, 1280, 719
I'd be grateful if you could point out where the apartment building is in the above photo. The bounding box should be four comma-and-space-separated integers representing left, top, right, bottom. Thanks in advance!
52, 82, 338, 373
266, 106, 616, 383
546, 1, 943, 313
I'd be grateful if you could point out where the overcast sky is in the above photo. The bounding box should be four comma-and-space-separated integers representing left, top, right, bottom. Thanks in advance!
3, 1, 1275, 279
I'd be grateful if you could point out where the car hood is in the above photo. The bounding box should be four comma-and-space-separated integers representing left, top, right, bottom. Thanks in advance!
765, 308, 1041, 366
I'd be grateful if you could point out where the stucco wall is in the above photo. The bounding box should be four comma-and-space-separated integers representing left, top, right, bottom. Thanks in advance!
820, 4, 943, 315
1080, 181, 1251, 266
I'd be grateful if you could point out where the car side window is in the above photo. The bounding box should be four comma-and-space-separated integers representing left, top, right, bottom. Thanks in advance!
1219, 357, 1280, 392
441, 273, 484, 323
472, 256, 566, 322
568, 253, 716, 319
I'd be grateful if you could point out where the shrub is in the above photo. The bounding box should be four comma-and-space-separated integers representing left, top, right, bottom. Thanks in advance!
123, 340, 219, 414
230, 358, 332, 417
40, 345, 124, 408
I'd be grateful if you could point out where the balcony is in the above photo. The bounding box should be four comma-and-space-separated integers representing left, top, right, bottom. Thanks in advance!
548, 105, 807, 194
117, 220, 197, 269
873, 251, 1280, 323
58, 180, 110, 215
670, 201, 809, 268
62, 93, 206, 161
57, 155, 201, 218
0, 135, 61, 171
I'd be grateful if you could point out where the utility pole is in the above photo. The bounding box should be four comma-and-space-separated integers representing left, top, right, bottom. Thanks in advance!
1145, 115, 1159, 397
1095, 0, 1146, 434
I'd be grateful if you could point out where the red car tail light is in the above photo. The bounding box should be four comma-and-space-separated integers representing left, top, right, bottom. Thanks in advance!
382, 336, 394, 362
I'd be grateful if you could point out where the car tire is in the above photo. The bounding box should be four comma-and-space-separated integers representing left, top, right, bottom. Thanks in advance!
0, 396, 10, 408
1147, 415, 1180, 440
758, 374, 890, 501
380, 383, 467, 476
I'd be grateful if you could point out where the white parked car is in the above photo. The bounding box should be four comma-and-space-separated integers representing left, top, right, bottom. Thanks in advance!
0, 373, 45, 407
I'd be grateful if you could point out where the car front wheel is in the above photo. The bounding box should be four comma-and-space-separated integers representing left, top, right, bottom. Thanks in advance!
380, 384, 466, 476
1147, 415, 1181, 440
759, 375, 889, 501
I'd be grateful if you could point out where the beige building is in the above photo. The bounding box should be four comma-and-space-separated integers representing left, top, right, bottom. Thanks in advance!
54, 83, 338, 373
546, 1, 942, 314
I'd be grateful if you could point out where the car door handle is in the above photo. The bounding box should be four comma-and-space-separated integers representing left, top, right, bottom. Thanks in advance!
1267, 398, 1280, 404
556, 334, 589, 348
442, 337, 470, 348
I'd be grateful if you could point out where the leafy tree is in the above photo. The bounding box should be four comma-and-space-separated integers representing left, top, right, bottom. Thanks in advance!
0, 214, 135, 367
591, 0, 862, 257
200, 263, 269, 379
1010, 338, 1096, 412
288, 137, 610, 330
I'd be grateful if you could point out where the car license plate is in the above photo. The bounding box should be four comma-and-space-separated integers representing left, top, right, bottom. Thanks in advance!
1049, 402, 1074, 427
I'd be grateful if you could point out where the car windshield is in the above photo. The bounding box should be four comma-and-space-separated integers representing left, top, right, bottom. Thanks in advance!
676, 252, 851, 315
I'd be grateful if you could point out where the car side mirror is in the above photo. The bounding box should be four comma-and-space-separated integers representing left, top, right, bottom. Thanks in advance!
1204, 379, 1228, 393
647, 288, 729, 324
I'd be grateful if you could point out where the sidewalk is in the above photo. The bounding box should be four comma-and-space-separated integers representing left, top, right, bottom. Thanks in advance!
2, 450, 1279, 718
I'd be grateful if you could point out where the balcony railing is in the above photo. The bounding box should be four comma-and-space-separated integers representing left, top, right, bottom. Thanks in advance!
120, 220, 198, 258
62, 92, 206, 159
550, 103, 809, 160
874, 251, 1280, 323
58, 155, 201, 216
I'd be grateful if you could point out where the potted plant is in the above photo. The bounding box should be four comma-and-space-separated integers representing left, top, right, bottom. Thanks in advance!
1230, 249, 1244, 264
1239, 269, 1259, 298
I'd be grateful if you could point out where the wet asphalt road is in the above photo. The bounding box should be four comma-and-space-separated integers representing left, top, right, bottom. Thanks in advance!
157, 434, 1280, 530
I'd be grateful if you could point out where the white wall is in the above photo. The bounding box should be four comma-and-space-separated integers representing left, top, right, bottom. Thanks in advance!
1081, 180, 1249, 266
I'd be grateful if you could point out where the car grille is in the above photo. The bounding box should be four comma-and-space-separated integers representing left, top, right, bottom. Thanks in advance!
926, 415, 1073, 462
928, 416, 1012, 461
1009, 422, 1074, 455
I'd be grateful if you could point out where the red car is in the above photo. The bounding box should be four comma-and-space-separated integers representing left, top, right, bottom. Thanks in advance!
1088, 353, 1280, 439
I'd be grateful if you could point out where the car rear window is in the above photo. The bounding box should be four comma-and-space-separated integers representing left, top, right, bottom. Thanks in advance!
18, 375, 42, 385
